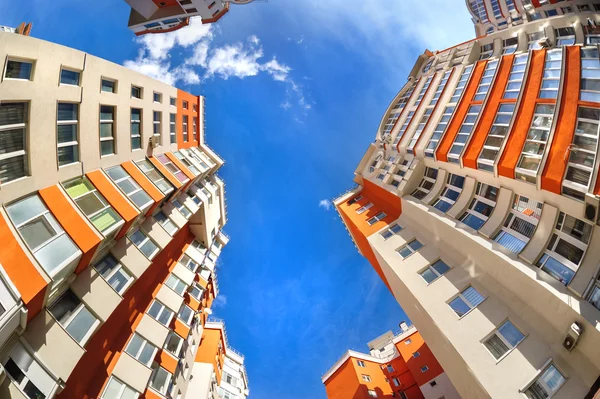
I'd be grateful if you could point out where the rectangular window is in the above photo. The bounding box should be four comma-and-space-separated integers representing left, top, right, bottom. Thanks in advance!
4, 59, 33, 80
483, 320, 525, 360
172, 199, 192, 219
60, 68, 80, 86
405, 339, 411, 345
183, 100, 188, 110
131, 108, 142, 150
480, 43, 493, 60
419, 259, 451, 284
100, 376, 138, 399
425, 105, 455, 158
170, 97, 176, 106
154, 210, 177, 236
153, 111, 162, 145
361, 375, 372, 382
129, 229, 159, 259
367, 390, 378, 398
473, 60, 498, 101
386, 365, 394, 372
0, 102, 28, 183
131, 86, 142, 99
94, 253, 132, 295
367, 211, 386, 226
580, 47, 600, 103
174, 151, 200, 175
49, 289, 99, 345
100, 105, 115, 156
394, 111, 415, 145
397, 239, 423, 259
524, 363, 566, 399
555, 27, 575, 46
6, 194, 81, 281
449, 286, 485, 317
393, 377, 400, 386
477, 103, 516, 171
420, 366, 429, 372
414, 75, 433, 107
4, 343, 54, 399
125, 333, 157, 366
494, 195, 542, 253
503, 54, 528, 99
515, 104, 556, 183
147, 300, 174, 326
156, 153, 189, 183
101, 78, 116, 93
413, 351, 420, 358
149, 365, 172, 395
411, 167, 438, 200
193, 116, 198, 141
179, 254, 199, 272
432, 174, 465, 212
105, 166, 154, 211
153, 92, 162, 103
448, 105, 482, 163
459, 183, 498, 230
380, 223, 402, 239
536, 212, 592, 285
178, 304, 194, 325
539, 50, 562, 99
165, 274, 187, 295
357, 360, 366, 367
164, 331, 184, 356
136, 159, 173, 195
183, 115, 189, 142
356, 202, 373, 214
57, 103, 79, 166
347, 195, 363, 205
502, 37, 518, 55
169, 113, 176, 143
189, 282, 204, 300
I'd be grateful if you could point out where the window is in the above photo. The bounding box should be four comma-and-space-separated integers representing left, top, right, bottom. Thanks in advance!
357, 360, 366, 368
527, 31, 544, 50
362, 375, 372, 382
4, 343, 54, 399
105, 166, 154, 210
178, 304, 194, 325
154, 210, 177, 236
502, 37, 518, 55
57, 103, 79, 166
397, 239, 423, 259
448, 104, 482, 163
480, 43, 493, 60
562, 107, 600, 200
393, 377, 400, 386
483, 320, 525, 360
539, 50, 562, 99
94, 253, 132, 295
100, 105, 115, 156
130, 228, 159, 259
380, 223, 402, 239
425, 106, 455, 157
172, 199, 192, 219
179, 254, 199, 272
503, 54, 528, 99
156, 154, 188, 183
469, 0, 489, 23
131, 85, 142, 99
412, 167, 438, 200
537, 212, 592, 285
413, 351, 420, 358
367, 211, 386, 226
524, 363, 565, 399
474, 60, 498, 102
419, 259, 451, 284
49, 289, 99, 345
187, 7, 198, 13
147, 300, 174, 326
130, 108, 142, 150
153, 111, 162, 145
101, 78, 116, 93
387, 365, 394, 372
193, 117, 198, 141
165, 274, 187, 295
149, 365, 172, 395
405, 339, 411, 345
367, 390, 378, 398
4, 59, 33, 80
189, 282, 204, 300
555, 27, 575, 46
414, 75, 433, 107
174, 151, 200, 175
164, 331, 184, 355
60, 68, 80, 85
494, 195, 542, 253
169, 113, 177, 144
356, 202, 373, 214
0, 102, 28, 182
125, 333, 157, 366
183, 115, 189, 142
394, 111, 415, 145
515, 104, 556, 183
6, 194, 80, 281
449, 286, 485, 317
433, 174, 465, 212
430, 380, 437, 387
153, 92, 162, 103
459, 183, 498, 230
477, 103, 516, 171
170, 97, 176, 106
421, 366, 429, 373
348, 195, 363, 205
100, 376, 138, 399
581, 47, 600, 104
136, 159, 173, 195
183, 100, 188, 110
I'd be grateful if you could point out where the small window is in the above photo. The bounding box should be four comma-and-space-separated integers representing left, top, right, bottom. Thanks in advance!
173, 199, 192, 219
94, 253, 133, 295
367, 211, 386, 226
131, 86, 142, 99
405, 339, 411, 345
413, 351, 420, 358
430, 380, 437, 387
419, 259, 451, 284
397, 239, 423, 259
387, 365, 394, 372
170, 97, 176, 106
165, 274, 187, 295
100, 376, 138, 399
153, 92, 162, 103
60, 68, 80, 86
49, 289, 99, 345
149, 365, 172, 395
153, 111, 162, 144
147, 300, 174, 326
178, 304, 194, 325
164, 331, 184, 355
524, 363, 565, 398
367, 390, 378, 398
347, 195, 363, 205
356, 202, 373, 214
179, 254, 199, 272
380, 224, 402, 239
125, 333, 157, 366
4, 59, 33, 80
483, 320, 525, 360
449, 286, 485, 317
105, 166, 154, 210
362, 374, 372, 382
357, 360, 366, 368
154, 210, 177, 236
100, 105, 115, 156
193, 104, 197, 112
183, 100, 188, 109
170, 113, 177, 143
189, 282, 204, 300
101, 78, 116, 93
129, 229, 159, 259
393, 377, 400, 386
186, 7, 198, 13
420, 366, 429, 373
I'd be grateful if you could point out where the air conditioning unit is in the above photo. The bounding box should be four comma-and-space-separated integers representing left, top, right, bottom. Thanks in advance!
150, 136, 159, 148
538, 37, 552, 48
563, 322, 583, 352
584, 193, 599, 224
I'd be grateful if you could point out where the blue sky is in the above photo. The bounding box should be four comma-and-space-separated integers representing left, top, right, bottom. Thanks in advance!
2, 1, 474, 397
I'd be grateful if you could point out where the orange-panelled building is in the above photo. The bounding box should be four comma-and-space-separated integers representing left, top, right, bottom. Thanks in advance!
333, 3, 600, 399
322, 324, 459, 399
0, 31, 248, 399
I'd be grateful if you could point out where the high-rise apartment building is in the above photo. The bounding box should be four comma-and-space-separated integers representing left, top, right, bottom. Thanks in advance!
124, 0, 254, 36
0, 30, 248, 399
334, 4, 600, 399
322, 323, 459, 399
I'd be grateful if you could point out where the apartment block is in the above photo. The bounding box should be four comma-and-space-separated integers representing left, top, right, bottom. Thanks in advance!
334, 5, 600, 399
322, 323, 459, 399
0, 30, 248, 399
124, 0, 254, 36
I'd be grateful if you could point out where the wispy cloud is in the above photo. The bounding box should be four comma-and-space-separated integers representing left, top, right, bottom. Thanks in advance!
318, 199, 332, 211
213, 294, 227, 309
124, 19, 309, 116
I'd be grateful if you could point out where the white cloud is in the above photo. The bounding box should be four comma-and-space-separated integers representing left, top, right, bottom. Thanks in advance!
319, 199, 332, 211
213, 294, 227, 308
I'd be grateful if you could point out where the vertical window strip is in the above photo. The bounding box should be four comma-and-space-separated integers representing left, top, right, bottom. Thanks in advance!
153, 111, 161, 145
515, 104, 556, 184
394, 111, 415, 145
425, 106, 455, 158
183, 115, 189, 142
474, 60, 499, 101
432, 174, 465, 213
539, 49, 562, 99
411, 167, 438, 200
448, 104, 482, 163
0, 102, 28, 183
169, 113, 176, 144
57, 103, 79, 166
503, 53, 528, 99
580, 47, 600, 103
392, 82, 416, 111
414, 75, 433, 107
493, 195, 542, 253
477, 103, 516, 171
489, 0, 504, 19
469, 0, 489, 23
459, 183, 498, 230
100, 105, 115, 156
131, 109, 142, 150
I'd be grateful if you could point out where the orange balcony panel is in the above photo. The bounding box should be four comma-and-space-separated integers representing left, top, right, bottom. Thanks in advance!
122, 161, 164, 216
39, 185, 102, 274
165, 152, 196, 180
197, 275, 209, 289
186, 295, 201, 312
174, 318, 190, 339
149, 156, 183, 189
144, 388, 164, 399
158, 350, 178, 374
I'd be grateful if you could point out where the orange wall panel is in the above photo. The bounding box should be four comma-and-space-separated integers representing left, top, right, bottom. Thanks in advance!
166, 152, 195, 180
395, 332, 445, 387
436, 60, 487, 162
463, 55, 514, 169
158, 350, 178, 374
541, 46, 581, 194
498, 49, 546, 178
176, 89, 200, 149
174, 318, 190, 338
325, 357, 395, 399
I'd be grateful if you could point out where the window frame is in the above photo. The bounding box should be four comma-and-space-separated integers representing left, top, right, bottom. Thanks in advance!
59, 67, 81, 86
153, 111, 162, 145
432, 173, 465, 212
100, 376, 139, 399
100, 77, 117, 93
146, 299, 174, 326
493, 195, 542, 254
136, 159, 174, 195
94, 253, 133, 295
522, 362, 566, 399
412, 167, 438, 200
367, 211, 386, 226
131, 85, 143, 99
153, 210, 178, 236
397, 239, 424, 259
380, 223, 402, 240
129, 229, 160, 260
481, 319, 526, 362
0, 102, 29, 183
448, 285, 486, 318
3, 57, 34, 80
459, 182, 498, 230
419, 259, 451, 284
100, 105, 116, 156
105, 166, 154, 211
56, 102, 80, 167
149, 365, 173, 395
125, 333, 158, 367
48, 289, 100, 346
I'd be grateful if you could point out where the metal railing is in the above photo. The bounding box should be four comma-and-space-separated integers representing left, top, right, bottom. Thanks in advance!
206, 317, 245, 361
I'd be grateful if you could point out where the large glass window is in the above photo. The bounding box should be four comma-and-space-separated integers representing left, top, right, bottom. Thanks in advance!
448, 105, 482, 163
147, 300, 174, 326
49, 289, 99, 345
502, 37, 518, 55
449, 286, 485, 317
4, 343, 55, 399
131, 108, 142, 150
125, 333, 157, 366
580, 47, 600, 103
100, 105, 115, 156
539, 50, 562, 99
473, 60, 498, 101
4, 59, 33, 80
105, 166, 153, 211
515, 104, 556, 183
433, 174, 465, 213
135, 159, 173, 195
149, 365, 172, 395
0, 102, 28, 183
425, 106, 454, 158
129, 229, 159, 259
94, 253, 133, 295
412, 167, 438, 200
153, 111, 161, 145
503, 53, 528, 99
100, 376, 138, 399
477, 103, 516, 171
178, 304, 194, 325
459, 183, 498, 230
493, 195, 542, 254
57, 103, 79, 166
483, 320, 525, 360
156, 154, 188, 183
154, 210, 177, 236
164, 331, 184, 356
6, 195, 80, 282
524, 363, 566, 399
555, 27, 575, 46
